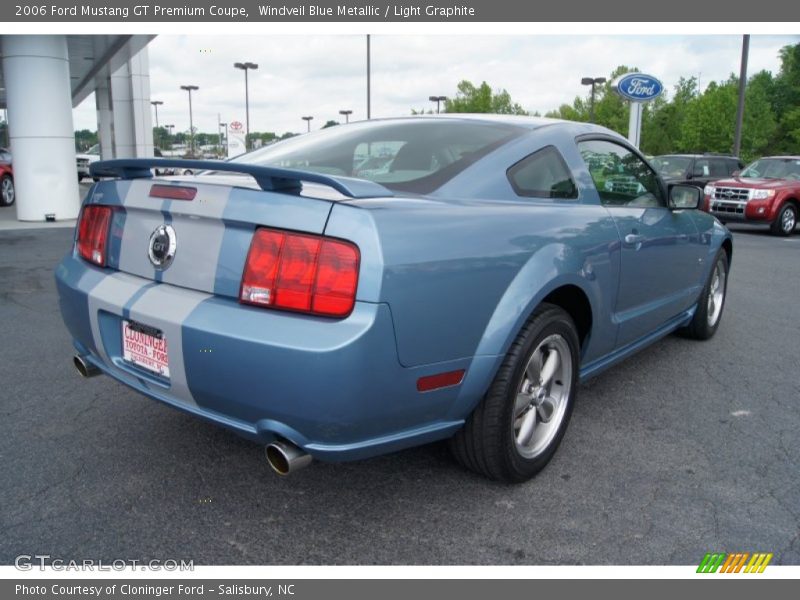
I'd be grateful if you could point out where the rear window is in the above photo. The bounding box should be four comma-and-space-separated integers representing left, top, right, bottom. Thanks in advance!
235, 119, 525, 194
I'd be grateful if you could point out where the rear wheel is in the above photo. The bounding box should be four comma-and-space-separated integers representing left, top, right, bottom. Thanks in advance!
771, 203, 796, 236
450, 303, 579, 483
681, 249, 728, 340
0, 175, 14, 206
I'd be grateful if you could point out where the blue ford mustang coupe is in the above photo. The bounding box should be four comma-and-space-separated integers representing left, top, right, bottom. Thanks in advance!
56, 116, 731, 482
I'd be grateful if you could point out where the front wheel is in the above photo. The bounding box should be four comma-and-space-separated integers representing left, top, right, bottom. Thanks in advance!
771, 203, 796, 236
680, 249, 729, 340
0, 175, 14, 206
450, 303, 579, 483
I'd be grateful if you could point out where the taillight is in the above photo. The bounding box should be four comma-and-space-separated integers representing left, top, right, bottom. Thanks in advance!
240, 228, 360, 318
76, 205, 112, 267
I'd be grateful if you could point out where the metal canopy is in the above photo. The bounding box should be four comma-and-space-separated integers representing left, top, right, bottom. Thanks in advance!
0, 34, 155, 109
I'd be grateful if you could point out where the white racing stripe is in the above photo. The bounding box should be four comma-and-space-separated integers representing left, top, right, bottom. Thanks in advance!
116, 179, 232, 294
86, 272, 159, 366
126, 284, 212, 408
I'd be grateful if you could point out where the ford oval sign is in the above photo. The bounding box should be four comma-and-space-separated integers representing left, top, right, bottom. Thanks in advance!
613, 73, 663, 103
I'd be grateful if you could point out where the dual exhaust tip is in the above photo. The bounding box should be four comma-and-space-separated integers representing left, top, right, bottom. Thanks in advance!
74, 354, 101, 378
265, 440, 312, 475
73, 355, 311, 475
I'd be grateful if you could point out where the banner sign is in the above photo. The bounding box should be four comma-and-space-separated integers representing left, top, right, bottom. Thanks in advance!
3, 0, 799, 22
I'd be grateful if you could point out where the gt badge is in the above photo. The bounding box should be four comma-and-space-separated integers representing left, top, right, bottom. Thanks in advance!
148, 224, 177, 269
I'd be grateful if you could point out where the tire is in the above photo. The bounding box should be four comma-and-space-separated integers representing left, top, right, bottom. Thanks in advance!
770, 203, 796, 236
449, 303, 580, 483
680, 249, 729, 340
0, 174, 14, 207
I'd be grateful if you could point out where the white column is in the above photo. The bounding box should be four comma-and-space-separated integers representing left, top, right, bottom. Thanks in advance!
95, 77, 114, 159
109, 48, 153, 158
110, 62, 135, 158
1, 35, 80, 221
129, 48, 154, 157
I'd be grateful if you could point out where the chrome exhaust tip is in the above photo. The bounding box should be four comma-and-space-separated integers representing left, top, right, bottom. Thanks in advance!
265, 440, 312, 476
73, 355, 101, 378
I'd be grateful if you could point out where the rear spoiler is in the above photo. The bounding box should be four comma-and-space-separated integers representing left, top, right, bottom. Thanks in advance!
90, 158, 394, 199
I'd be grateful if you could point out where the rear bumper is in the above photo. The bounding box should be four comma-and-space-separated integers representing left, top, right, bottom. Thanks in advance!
55, 255, 478, 461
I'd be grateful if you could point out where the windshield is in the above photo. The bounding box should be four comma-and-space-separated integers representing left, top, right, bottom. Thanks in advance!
651, 156, 692, 179
234, 119, 525, 193
740, 158, 800, 180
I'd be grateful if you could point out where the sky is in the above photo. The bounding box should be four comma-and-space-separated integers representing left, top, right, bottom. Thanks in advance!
72, 34, 800, 136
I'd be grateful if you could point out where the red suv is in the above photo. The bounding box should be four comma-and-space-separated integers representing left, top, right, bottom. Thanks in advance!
704, 156, 800, 236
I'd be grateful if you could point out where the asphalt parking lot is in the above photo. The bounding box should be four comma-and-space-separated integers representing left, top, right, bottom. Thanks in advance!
0, 218, 798, 565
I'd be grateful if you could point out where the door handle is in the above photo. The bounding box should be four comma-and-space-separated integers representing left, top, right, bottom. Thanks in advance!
624, 233, 645, 245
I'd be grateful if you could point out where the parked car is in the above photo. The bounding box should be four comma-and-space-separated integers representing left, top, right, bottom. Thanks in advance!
0, 162, 14, 207
57, 116, 731, 483
77, 144, 101, 181
652, 153, 743, 189
703, 156, 800, 236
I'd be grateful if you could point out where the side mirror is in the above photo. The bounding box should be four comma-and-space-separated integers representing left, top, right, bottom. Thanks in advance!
668, 184, 701, 210
732, 170, 741, 177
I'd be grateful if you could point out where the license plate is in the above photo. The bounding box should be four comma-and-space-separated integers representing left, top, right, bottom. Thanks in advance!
122, 320, 170, 378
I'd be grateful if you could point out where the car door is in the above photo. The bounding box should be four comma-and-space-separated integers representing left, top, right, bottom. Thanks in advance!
578, 138, 703, 348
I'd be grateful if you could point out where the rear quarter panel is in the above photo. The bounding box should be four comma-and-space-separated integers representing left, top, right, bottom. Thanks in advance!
330, 125, 623, 373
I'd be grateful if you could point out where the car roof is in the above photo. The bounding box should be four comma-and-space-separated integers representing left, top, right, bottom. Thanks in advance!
761, 155, 800, 160
363, 113, 610, 133
654, 153, 739, 159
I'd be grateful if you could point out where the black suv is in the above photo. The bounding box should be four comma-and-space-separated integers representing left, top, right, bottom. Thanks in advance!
651, 154, 744, 189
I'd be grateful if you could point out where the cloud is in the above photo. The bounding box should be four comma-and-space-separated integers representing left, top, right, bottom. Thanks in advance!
73, 34, 799, 136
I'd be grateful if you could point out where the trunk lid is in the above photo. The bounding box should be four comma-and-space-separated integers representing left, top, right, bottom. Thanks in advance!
93, 177, 334, 299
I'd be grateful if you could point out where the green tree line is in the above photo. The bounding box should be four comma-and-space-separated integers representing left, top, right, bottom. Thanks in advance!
443, 42, 800, 162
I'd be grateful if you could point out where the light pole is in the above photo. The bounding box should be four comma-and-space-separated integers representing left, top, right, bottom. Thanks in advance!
733, 35, 750, 157
339, 109, 353, 124
164, 125, 174, 151
366, 34, 371, 120
234, 61, 258, 151
180, 85, 199, 156
150, 100, 163, 128
219, 121, 227, 157
302, 116, 314, 133
150, 100, 163, 149
581, 77, 606, 123
428, 95, 447, 114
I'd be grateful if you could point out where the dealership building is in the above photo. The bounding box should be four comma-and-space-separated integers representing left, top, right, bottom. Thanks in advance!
0, 35, 155, 221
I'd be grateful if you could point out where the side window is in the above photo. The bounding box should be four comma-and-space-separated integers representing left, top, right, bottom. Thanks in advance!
693, 158, 711, 177
507, 146, 577, 199
578, 139, 664, 208
708, 159, 729, 177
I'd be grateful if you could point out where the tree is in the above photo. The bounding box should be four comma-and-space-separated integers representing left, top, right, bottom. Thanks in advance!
771, 43, 800, 153
679, 74, 776, 160
445, 80, 528, 115
641, 77, 697, 156
322, 120, 340, 128
74, 129, 98, 152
